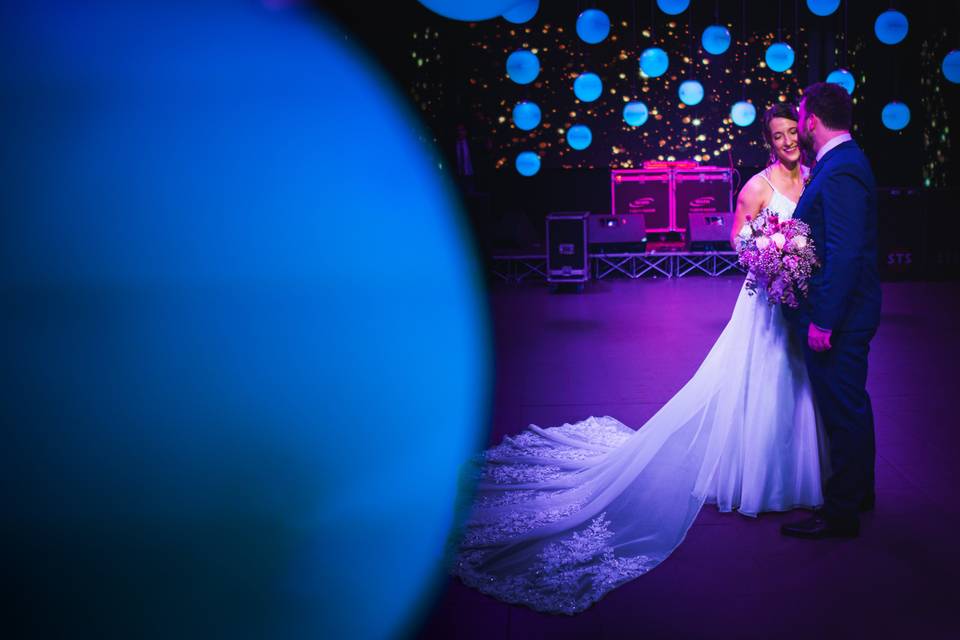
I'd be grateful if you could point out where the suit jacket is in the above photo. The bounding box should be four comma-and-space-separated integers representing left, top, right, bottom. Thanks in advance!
784, 140, 881, 333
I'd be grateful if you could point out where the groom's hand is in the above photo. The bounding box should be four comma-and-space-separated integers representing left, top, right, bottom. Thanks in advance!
808, 323, 832, 352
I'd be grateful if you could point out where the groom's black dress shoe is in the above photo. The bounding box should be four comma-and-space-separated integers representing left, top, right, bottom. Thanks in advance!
780, 514, 859, 539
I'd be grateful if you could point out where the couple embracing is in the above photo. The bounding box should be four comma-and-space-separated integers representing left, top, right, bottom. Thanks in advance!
451, 81, 881, 615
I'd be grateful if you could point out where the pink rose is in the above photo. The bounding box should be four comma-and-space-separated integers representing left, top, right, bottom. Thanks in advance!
792, 235, 808, 249
771, 232, 786, 249
756, 236, 772, 250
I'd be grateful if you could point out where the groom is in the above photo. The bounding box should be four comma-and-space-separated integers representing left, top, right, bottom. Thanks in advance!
781, 82, 882, 539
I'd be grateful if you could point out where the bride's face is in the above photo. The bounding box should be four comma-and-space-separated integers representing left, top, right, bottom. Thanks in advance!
767, 117, 801, 165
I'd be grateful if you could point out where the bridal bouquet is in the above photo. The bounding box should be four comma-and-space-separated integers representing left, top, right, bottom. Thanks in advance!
735, 209, 819, 308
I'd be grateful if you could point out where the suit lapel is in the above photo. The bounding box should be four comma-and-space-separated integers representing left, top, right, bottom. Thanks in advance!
794, 140, 858, 219
812, 139, 858, 177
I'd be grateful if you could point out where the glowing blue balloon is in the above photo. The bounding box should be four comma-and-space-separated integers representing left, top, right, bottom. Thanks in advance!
731, 101, 757, 127
806, 0, 840, 17
942, 50, 960, 84
701, 25, 731, 55
576, 9, 610, 44
657, 0, 690, 15
567, 124, 593, 150
506, 49, 540, 84
1, 2, 488, 638
882, 102, 910, 130
678, 80, 704, 106
503, 0, 538, 24
573, 72, 603, 102
512, 101, 541, 130
515, 151, 541, 176
874, 10, 908, 45
640, 47, 669, 77
623, 101, 649, 126
826, 68, 856, 95
765, 42, 795, 72
418, 0, 521, 21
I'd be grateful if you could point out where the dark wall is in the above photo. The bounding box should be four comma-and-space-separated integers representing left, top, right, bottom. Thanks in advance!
314, 1, 959, 278
315, 1, 959, 186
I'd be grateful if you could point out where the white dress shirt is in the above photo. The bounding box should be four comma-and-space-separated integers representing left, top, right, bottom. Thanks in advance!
815, 132, 853, 162
811, 131, 853, 334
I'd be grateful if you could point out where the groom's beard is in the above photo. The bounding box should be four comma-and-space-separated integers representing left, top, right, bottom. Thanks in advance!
798, 131, 815, 158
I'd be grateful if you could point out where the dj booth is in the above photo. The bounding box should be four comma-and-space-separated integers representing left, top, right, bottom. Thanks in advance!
540, 161, 739, 284
610, 162, 734, 234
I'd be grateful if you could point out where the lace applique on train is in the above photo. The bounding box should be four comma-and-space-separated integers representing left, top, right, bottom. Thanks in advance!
455, 513, 658, 615
450, 417, 658, 614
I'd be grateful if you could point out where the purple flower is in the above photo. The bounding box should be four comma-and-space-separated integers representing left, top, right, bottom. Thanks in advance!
734, 211, 819, 308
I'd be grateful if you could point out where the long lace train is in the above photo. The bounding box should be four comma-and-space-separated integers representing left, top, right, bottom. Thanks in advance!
450, 279, 827, 614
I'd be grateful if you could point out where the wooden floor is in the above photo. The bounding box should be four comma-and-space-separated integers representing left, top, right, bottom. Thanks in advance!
416, 276, 960, 640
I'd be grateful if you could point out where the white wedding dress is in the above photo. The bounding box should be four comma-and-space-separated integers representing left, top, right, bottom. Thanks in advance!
450, 176, 828, 614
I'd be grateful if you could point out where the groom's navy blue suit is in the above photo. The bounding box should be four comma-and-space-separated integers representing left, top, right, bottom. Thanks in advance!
784, 139, 881, 524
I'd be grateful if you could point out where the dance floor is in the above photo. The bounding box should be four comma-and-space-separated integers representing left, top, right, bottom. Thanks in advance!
416, 276, 960, 639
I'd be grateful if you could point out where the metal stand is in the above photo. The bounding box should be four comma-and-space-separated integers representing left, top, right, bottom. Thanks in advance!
491, 251, 746, 282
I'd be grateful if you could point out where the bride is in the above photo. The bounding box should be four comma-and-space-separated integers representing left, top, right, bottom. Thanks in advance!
449, 103, 826, 614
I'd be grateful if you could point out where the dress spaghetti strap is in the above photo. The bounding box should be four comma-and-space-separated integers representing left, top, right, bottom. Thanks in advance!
757, 168, 777, 193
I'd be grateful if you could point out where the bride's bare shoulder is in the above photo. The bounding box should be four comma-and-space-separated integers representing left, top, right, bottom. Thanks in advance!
738, 171, 771, 201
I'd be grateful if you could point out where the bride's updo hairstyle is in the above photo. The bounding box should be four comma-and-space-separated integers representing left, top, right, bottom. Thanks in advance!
761, 102, 799, 165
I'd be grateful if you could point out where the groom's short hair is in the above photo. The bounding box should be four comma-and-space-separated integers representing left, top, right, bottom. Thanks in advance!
802, 82, 852, 131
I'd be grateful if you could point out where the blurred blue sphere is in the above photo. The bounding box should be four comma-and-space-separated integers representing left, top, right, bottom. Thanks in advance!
419, 0, 521, 21
576, 9, 610, 44
882, 101, 910, 130
515, 151, 541, 176
623, 101, 650, 127
573, 72, 603, 102
806, 0, 840, 17
640, 47, 669, 77
657, 0, 690, 15
0, 2, 489, 638
512, 101, 542, 130
942, 50, 960, 84
826, 68, 856, 95
731, 101, 757, 127
506, 49, 540, 84
765, 42, 795, 72
701, 25, 731, 55
875, 10, 908, 45
567, 124, 593, 150
503, 0, 538, 24
678, 80, 704, 106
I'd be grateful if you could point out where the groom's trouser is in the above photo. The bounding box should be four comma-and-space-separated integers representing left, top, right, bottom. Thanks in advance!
803, 328, 877, 523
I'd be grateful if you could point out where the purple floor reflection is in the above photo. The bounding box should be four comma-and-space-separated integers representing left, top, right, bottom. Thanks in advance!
418, 276, 960, 639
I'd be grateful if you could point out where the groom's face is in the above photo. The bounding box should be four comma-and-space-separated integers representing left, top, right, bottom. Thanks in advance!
797, 99, 815, 152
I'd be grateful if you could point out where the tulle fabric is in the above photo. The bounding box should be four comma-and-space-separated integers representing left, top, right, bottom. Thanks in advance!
450, 189, 828, 614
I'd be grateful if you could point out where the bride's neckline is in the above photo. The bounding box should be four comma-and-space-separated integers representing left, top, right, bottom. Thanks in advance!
762, 164, 808, 207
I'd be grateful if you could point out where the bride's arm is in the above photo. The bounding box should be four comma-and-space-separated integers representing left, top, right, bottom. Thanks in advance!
730, 176, 766, 249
